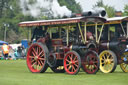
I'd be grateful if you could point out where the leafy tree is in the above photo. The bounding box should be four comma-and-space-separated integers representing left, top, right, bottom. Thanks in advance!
104, 5, 116, 18
0, 0, 36, 43
0, 0, 9, 18
93, 0, 104, 7
123, 4, 128, 16
58, 0, 82, 13
0, 0, 82, 43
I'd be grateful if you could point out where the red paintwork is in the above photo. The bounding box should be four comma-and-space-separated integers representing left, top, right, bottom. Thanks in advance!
19, 18, 81, 27
82, 51, 99, 74
64, 51, 79, 75
52, 39, 63, 46
27, 43, 45, 72
121, 40, 126, 42
51, 39, 70, 60
55, 52, 64, 60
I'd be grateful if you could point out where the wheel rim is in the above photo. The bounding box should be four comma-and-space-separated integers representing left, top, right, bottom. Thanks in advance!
120, 63, 128, 72
120, 52, 128, 72
82, 51, 99, 74
64, 52, 80, 75
27, 44, 46, 72
100, 51, 115, 73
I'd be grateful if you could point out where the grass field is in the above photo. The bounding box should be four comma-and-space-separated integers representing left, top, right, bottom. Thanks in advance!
0, 60, 128, 85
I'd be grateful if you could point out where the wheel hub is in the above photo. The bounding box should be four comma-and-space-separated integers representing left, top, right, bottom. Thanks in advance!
34, 56, 38, 60
72, 61, 75, 65
105, 59, 111, 64
69, 61, 75, 65
89, 61, 93, 65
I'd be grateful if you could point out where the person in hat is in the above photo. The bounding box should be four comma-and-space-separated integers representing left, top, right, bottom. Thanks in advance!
31, 26, 48, 42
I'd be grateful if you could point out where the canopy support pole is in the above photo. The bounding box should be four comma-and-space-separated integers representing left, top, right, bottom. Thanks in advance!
95, 23, 98, 43
78, 23, 85, 44
97, 24, 104, 43
84, 22, 87, 43
120, 23, 126, 36
127, 22, 128, 38
66, 26, 69, 46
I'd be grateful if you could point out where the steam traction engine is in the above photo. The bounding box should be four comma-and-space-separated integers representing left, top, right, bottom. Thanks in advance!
18, 15, 107, 74
98, 17, 128, 73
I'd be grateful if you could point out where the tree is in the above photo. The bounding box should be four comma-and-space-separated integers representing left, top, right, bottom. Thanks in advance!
58, 0, 82, 13
0, 0, 8, 18
0, 0, 36, 43
0, 0, 82, 43
104, 5, 116, 18
93, 0, 104, 7
123, 4, 128, 16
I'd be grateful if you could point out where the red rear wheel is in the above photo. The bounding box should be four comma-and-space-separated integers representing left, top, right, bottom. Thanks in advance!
27, 43, 48, 73
64, 51, 81, 75
82, 50, 99, 74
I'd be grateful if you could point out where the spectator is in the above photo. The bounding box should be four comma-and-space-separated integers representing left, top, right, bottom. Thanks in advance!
86, 31, 94, 40
2, 44, 9, 59
31, 26, 48, 42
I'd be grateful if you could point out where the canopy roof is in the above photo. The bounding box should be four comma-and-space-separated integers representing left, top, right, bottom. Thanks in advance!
106, 16, 128, 24
0, 40, 8, 45
19, 16, 106, 27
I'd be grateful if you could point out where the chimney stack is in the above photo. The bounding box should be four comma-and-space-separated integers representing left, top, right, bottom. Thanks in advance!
115, 11, 122, 17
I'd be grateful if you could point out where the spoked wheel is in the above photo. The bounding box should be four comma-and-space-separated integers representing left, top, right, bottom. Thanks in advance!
50, 66, 65, 73
82, 50, 99, 74
120, 52, 128, 72
64, 51, 81, 75
27, 43, 49, 73
99, 50, 117, 73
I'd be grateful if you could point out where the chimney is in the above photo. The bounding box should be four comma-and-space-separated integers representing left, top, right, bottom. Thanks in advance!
115, 11, 122, 17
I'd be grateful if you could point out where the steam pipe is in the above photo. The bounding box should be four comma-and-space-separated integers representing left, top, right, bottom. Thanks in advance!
70, 45, 87, 50
81, 11, 92, 16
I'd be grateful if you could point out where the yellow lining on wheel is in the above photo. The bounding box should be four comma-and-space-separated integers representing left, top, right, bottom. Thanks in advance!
120, 63, 128, 72
99, 50, 115, 73
120, 52, 128, 72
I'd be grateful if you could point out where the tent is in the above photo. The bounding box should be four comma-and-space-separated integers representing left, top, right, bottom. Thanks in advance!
0, 40, 8, 45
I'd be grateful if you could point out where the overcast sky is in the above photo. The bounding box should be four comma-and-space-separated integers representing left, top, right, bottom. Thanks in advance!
75, 0, 128, 11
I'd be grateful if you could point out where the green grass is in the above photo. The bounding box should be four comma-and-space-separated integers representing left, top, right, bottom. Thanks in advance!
0, 60, 128, 85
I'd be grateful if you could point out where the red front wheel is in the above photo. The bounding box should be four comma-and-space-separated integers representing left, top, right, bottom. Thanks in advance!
26, 43, 48, 73
82, 50, 99, 74
64, 51, 81, 75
